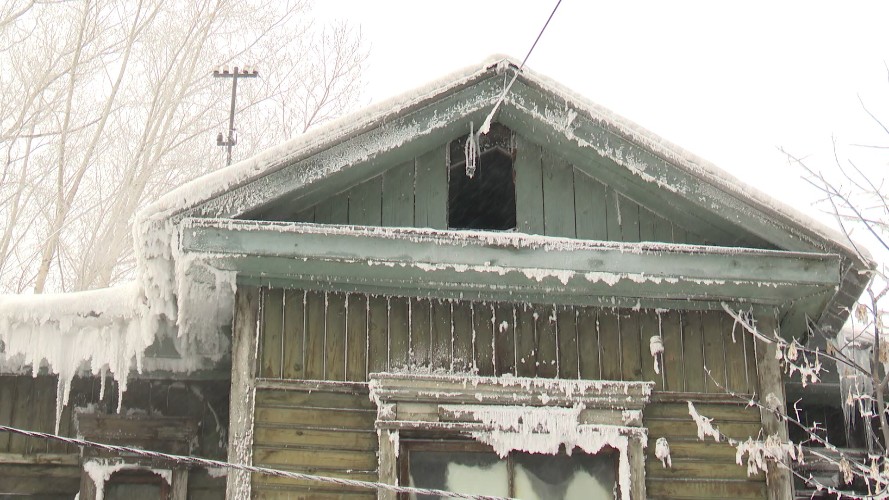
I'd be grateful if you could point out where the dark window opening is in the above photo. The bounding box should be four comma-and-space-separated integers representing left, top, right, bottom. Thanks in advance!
105, 470, 170, 500
400, 440, 618, 499
448, 123, 516, 231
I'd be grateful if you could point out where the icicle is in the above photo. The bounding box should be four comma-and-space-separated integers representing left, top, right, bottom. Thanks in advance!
99, 366, 107, 401
464, 122, 479, 178
649, 335, 664, 375
655, 437, 672, 468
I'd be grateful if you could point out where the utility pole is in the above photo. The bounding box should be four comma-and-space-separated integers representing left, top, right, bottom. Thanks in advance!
213, 65, 258, 166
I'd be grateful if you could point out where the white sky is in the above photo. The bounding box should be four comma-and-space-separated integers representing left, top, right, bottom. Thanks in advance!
314, 0, 889, 239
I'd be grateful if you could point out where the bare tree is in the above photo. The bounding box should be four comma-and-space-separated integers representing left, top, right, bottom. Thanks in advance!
0, 0, 367, 294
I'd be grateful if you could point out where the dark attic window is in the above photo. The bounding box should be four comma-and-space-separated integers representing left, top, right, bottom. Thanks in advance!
448, 123, 517, 231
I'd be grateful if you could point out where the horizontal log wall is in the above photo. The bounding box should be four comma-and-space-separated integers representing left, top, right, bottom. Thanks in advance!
290, 135, 712, 245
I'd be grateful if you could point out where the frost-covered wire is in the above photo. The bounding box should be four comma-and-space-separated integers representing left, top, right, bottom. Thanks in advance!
478, 0, 563, 136
0, 424, 514, 500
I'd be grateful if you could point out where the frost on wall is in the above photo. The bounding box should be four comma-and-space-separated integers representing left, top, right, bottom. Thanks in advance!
83, 459, 171, 500
446, 405, 640, 500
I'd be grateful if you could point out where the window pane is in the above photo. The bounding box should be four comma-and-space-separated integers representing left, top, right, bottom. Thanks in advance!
513, 452, 617, 500
408, 450, 508, 500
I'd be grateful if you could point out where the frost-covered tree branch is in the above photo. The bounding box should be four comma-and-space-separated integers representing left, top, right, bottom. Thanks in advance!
0, 0, 367, 293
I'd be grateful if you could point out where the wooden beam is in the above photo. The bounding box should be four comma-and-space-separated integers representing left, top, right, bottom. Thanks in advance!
181, 219, 841, 309
753, 311, 794, 500
226, 286, 260, 499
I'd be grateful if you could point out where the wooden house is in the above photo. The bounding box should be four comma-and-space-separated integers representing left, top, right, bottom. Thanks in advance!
0, 56, 872, 499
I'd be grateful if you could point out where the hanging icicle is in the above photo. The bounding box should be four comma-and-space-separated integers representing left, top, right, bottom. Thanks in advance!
464, 122, 479, 179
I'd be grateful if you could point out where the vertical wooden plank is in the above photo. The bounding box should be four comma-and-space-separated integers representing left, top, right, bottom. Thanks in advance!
325, 292, 347, 381
472, 302, 495, 376
260, 288, 284, 379
754, 312, 793, 500
557, 306, 579, 379
576, 307, 600, 380
702, 310, 727, 393
619, 196, 640, 242
514, 135, 544, 234
605, 187, 621, 241
32, 376, 56, 452
619, 311, 643, 381
639, 310, 663, 390
430, 299, 452, 370
8, 376, 33, 453
542, 155, 576, 238
388, 296, 410, 371
573, 169, 608, 241
654, 215, 674, 243
660, 310, 685, 392
598, 309, 622, 380
722, 311, 749, 393
346, 293, 368, 382
638, 207, 656, 242
451, 301, 474, 372
535, 305, 558, 378
303, 290, 326, 380
515, 304, 537, 377
682, 311, 706, 393
409, 298, 431, 369
315, 192, 349, 225
673, 225, 689, 244
493, 302, 516, 376
367, 295, 389, 374
292, 207, 315, 223
0, 377, 15, 451
349, 176, 383, 226
414, 146, 448, 229
227, 287, 260, 498
744, 315, 760, 395
382, 161, 415, 227
282, 289, 306, 380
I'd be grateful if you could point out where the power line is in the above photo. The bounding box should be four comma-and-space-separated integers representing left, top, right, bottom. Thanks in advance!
0, 424, 513, 500
478, 0, 564, 135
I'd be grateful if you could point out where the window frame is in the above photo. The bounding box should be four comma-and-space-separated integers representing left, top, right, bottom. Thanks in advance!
369, 373, 653, 500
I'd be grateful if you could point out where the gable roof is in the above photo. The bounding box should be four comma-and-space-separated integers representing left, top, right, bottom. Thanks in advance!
138, 55, 872, 337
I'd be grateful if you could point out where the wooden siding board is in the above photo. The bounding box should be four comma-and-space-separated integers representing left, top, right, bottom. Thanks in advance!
315, 192, 349, 225
325, 292, 348, 381
661, 311, 685, 391
409, 298, 431, 369
639, 310, 663, 390
620, 195, 641, 242
367, 295, 389, 374
451, 301, 474, 372
260, 288, 284, 379
638, 207, 656, 242
472, 302, 495, 376
702, 310, 728, 393
292, 207, 315, 223
381, 161, 415, 228
0, 377, 15, 451
557, 305, 579, 379
535, 304, 558, 378
346, 293, 369, 382
542, 154, 576, 238
744, 322, 760, 395
515, 304, 537, 377
598, 309, 622, 380
414, 146, 447, 229
605, 186, 621, 241
493, 302, 516, 376
620, 310, 643, 381
514, 135, 544, 234
348, 176, 382, 226
683, 311, 707, 393
573, 169, 608, 241
8, 377, 33, 453
429, 299, 453, 371
282, 290, 306, 379
655, 215, 674, 243
304, 291, 327, 380
576, 306, 600, 380
388, 296, 410, 371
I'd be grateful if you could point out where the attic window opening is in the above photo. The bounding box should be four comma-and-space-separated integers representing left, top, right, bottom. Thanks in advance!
448, 123, 516, 231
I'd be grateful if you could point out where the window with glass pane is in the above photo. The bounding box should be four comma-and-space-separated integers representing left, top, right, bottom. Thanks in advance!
404, 442, 618, 500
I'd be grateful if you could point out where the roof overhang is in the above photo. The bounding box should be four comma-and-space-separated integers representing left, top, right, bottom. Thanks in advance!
180, 218, 841, 336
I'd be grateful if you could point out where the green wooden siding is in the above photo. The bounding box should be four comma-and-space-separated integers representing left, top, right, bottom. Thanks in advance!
251, 387, 376, 499
253, 287, 767, 499
281, 129, 719, 246
257, 288, 758, 394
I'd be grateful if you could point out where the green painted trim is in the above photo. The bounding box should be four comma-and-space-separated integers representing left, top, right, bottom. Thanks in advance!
181, 218, 841, 310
